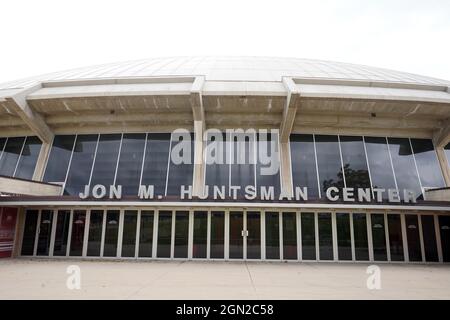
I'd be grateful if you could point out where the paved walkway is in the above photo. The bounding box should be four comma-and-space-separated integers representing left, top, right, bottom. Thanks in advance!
0, 259, 449, 299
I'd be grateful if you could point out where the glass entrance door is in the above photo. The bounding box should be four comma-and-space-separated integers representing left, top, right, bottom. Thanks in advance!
246, 211, 261, 259
229, 211, 244, 259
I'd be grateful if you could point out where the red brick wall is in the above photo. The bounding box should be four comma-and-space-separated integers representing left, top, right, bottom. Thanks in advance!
0, 207, 18, 258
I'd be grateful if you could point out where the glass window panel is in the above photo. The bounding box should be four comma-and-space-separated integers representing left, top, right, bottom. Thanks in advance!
318, 213, 333, 260
174, 211, 189, 258
371, 214, 387, 261
64, 134, 98, 196
122, 210, 137, 257
69, 210, 86, 256
336, 213, 352, 260
247, 211, 261, 259
103, 210, 119, 257
0, 138, 6, 156
265, 212, 279, 259
315, 135, 344, 196
87, 210, 103, 257
229, 211, 243, 259
36, 210, 53, 256
282, 212, 297, 260
14, 136, 42, 180
138, 211, 154, 258
0, 137, 25, 177
405, 215, 422, 261
290, 134, 319, 199
421, 215, 438, 262
230, 132, 255, 199
210, 211, 224, 259
141, 133, 171, 197
388, 138, 422, 199
339, 136, 371, 189
21, 210, 38, 255
115, 134, 146, 196
90, 134, 121, 187
301, 212, 316, 260
205, 132, 229, 193
53, 210, 71, 256
438, 216, 450, 262
256, 132, 280, 196
387, 214, 404, 261
193, 211, 207, 259
43, 135, 76, 183
364, 137, 396, 197
157, 211, 172, 258
353, 213, 369, 261
411, 139, 445, 189
166, 132, 194, 196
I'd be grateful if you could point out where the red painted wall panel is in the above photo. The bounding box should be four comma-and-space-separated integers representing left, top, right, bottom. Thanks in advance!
0, 207, 18, 258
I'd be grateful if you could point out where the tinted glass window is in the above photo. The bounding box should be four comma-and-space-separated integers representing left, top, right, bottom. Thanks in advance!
229, 211, 243, 259
371, 214, 387, 261
421, 215, 438, 262
70, 210, 86, 256
315, 135, 344, 196
301, 212, 316, 260
0, 137, 25, 177
230, 132, 255, 199
438, 216, 450, 262
205, 132, 229, 194
44, 135, 76, 183
141, 134, 171, 197
36, 210, 53, 256
90, 134, 121, 187
166, 132, 194, 196
410, 139, 445, 188
138, 211, 154, 258
388, 138, 422, 199
336, 213, 352, 260
174, 211, 189, 258
265, 212, 279, 259
318, 213, 333, 260
282, 212, 297, 260
116, 134, 146, 196
64, 134, 98, 195
157, 211, 172, 258
364, 137, 396, 196
122, 210, 137, 257
210, 211, 224, 259
290, 134, 319, 198
53, 210, 70, 256
353, 213, 369, 261
339, 136, 371, 189
387, 214, 404, 261
87, 210, 103, 257
14, 136, 42, 179
247, 211, 261, 259
0, 138, 6, 156
103, 210, 119, 257
256, 132, 280, 196
405, 215, 422, 261
193, 211, 207, 259
21, 210, 38, 255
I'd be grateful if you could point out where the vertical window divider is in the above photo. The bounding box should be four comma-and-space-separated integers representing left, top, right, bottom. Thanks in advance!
134, 210, 141, 258
384, 212, 391, 262
417, 213, 426, 262
224, 209, 230, 260
82, 210, 91, 257
188, 210, 194, 260
62, 135, 78, 195
206, 211, 211, 260
33, 210, 41, 257
253, 132, 257, 190
138, 133, 149, 193
314, 212, 319, 261
66, 210, 73, 257
434, 215, 443, 263
49, 210, 58, 257
349, 213, 356, 261
385, 137, 399, 193
117, 209, 124, 258
337, 135, 347, 189
164, 134, 173, 197
260, 210, 266, 260
87, 134, 101, 188
100, 210, 107, 257
362, 136, 375, 199
367, 213, 374, 262
331, 211, 338, 261
312, 135, 321, 198
408, 138, 425, 199
296, 211, 302, 261
112, 133, 124, 186
228, 133, 232, 197
170, 211, 175, 259
152, 211, 159, 259
400, 213, 409, 262
12, 136, 27, 177
279, 212, 283, 261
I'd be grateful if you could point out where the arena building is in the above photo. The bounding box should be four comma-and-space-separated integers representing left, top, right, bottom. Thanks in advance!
0, 56, 449, 263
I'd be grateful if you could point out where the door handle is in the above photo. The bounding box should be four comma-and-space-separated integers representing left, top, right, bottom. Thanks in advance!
241, 230, 244, 237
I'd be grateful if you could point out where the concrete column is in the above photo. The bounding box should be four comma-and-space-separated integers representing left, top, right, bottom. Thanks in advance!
32, 142, 52, 181
279, 142, 293, 197
192, 120, 205, 197
436, 147, 450, 187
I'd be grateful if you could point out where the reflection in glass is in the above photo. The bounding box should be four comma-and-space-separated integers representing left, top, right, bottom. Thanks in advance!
445, 143, 450, 170
115, 134, 146, 196
229, 211, 243, 259
282, 212, 297, 260
371, 214, 387, 261
193, 211, 207, 259
353, 213, 369, 261
205, 132, 229, 194
405, 215, 422, 261
247, 211, 261, 259
336, 213, 352, 260
43, 135, 76, 183
0, 137, 25, 177
230, 132, 255, 198
53, 210, 71, 256
174, 211, 189, 258
256, 132, 280, 196
90, 134, 121, 187
421, 215, 438, 262
410, 139, 445, 189
122, 210, 137, 257
87, 210, 103, 257
265, 212, 279, 259
141, 134, 171, 197
364, 137, 396, 197
438, 216, 450, 262
318, 213, 333, 260
36, 210, 53, 256
0, 138, 6, 156
339, 136, 371, 189
301, 212, 316, 260
166, 132, 194, 196
64, 134, 97, 195
103, 210, 119, 257
139, 211, 154, 258
388, 138, 422, 199
210, 211, 224, 259
387, 214, 404, 261
21, 210, 38, 255
14, 136, 42, 180
70, 210, 86, 256
157, 211, 172, 258
290, 135, 319, 198
315, 135, 344, 196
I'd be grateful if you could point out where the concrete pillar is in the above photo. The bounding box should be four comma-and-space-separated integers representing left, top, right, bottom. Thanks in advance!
436, 147, 450, 187
32, 142, 51, 181
280, 142, 293, 197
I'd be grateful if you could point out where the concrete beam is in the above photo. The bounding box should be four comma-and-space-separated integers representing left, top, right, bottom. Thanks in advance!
280, 77, 300, 143
433, 118, 450, 148
0, 176, 61, 196
5, 85, 54, 144
436, 147, 450, 187
190, 76, 206, 197
32, 142, 52, 181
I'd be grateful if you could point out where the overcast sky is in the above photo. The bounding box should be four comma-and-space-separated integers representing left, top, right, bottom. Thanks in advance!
0, 0, 449, 83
